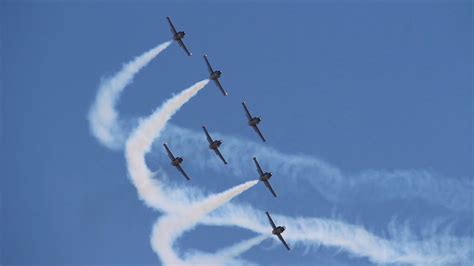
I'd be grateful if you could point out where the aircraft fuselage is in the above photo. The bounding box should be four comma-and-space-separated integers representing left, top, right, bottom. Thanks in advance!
249, 117, 261, 127
171, 157, 183, 166
260, 172, 272, 181
210, 70, 222, 80
174, 31, 185, 41
209, 140, 222, 150
272, 226, 285, 235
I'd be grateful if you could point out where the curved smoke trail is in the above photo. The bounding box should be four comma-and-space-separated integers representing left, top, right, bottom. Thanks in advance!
88, 44, 473, 265
125, 79, 209, 212
88, 41, 172, 150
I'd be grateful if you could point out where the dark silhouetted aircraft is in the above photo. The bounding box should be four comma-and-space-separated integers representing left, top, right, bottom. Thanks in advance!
163, 143, 190, 180
203, 126, 228, 165
253, 157, 277, 197
166, 16, 192, 56
266, 211, 290, 250
203, 55, 228, 96
242, 102, 266, 142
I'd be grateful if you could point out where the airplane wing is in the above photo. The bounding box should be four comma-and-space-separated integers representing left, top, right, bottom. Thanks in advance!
166, 16, 178, 35
265, 211, 277, 229
242, 102, 252, 120
163, 143, 175, 160
263, 180, 277, 197
213, 79, 228, 96
213, 148, 228, 164
202, 126, 213, 144
252, 125, 266, 142
277, 234, 291, 250
253, 157, 264, 176
177, 39, 192, 56
203, 55, 214, 73
175, 165, 191, 180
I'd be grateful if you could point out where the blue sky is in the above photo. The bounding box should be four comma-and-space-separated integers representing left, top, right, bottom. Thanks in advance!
2, 1, 472, 265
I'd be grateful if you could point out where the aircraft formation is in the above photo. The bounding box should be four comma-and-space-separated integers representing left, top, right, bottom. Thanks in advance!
164, 16, 290, 251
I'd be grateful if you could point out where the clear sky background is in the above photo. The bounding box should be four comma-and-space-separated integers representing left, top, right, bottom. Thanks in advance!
1, 1, 472, 265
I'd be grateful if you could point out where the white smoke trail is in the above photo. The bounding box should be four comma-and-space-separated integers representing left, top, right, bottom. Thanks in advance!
150, 180, 259, 265
202, 203, 474, 265
125, 79, 209, 212
158, 124, 473, 213
87, 42, 473, 265
88, 41, 172, 150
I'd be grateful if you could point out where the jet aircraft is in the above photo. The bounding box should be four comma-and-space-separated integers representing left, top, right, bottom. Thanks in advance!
242, 102, 266, 142
166, 16, 192, 56
266, 211, 290, 250
203, 55, 228, 96
163, 143, 190, 180
203, 126, 228, 164
253, 157, 277, 197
